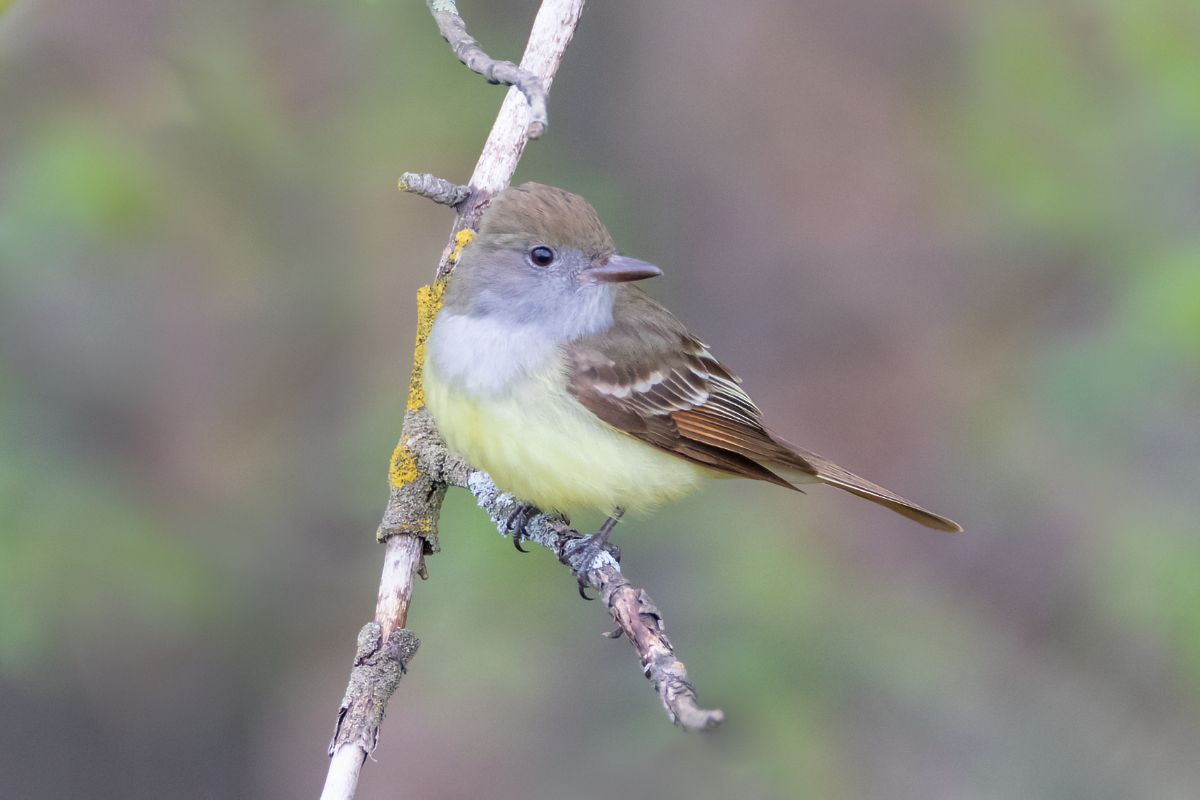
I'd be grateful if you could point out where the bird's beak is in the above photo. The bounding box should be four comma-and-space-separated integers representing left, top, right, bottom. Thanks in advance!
581, 255, 663, 284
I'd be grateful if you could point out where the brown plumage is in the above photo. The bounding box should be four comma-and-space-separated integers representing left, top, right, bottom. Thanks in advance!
431, 181, 962, 532
567, 284, 962, 532
478, 182, 615, 255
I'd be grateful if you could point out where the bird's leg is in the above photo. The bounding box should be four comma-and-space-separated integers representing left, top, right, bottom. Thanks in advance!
504, 502, 540, 553
594, 507, 624, 548
570, 507, 624, 600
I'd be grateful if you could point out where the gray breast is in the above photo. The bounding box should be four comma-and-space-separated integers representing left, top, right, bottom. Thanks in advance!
427, 312, 561, 396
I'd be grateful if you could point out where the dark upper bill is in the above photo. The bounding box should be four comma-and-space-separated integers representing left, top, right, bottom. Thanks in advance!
582, 255, 663, 283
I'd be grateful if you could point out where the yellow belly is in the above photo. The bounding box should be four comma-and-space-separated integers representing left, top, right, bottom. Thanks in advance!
424, 359, 704, 515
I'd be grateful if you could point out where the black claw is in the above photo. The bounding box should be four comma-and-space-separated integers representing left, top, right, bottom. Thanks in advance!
560, 510, 626, 602
504, 503, 539, 553
503, 504, 522, 530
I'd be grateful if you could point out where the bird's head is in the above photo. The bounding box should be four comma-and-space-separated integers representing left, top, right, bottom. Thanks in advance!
443, 183, 662, 337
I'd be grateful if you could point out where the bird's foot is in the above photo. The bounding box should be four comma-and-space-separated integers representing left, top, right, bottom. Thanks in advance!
559, 527, 619, 597
504, 502, 540, 553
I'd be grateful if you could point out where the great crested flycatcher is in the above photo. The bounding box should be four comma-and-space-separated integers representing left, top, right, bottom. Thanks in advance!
424, 182, 961, 549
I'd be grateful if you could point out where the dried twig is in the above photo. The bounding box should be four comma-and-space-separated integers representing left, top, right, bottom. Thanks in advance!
404, 406, 724, 730
398, 172, 469, 207
397, 408, 724, 729
324, 1, 721, 797
428, 0, 550, 138
387, 409, 724, 729
473, 485, 725, 731
324, 625, 420, 798
320, 3, 585, 799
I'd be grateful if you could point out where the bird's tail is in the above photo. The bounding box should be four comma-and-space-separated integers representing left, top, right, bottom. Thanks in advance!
772, 440, 962, 533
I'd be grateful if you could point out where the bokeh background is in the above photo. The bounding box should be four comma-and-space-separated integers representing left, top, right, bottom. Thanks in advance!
2, 0, 1198, 797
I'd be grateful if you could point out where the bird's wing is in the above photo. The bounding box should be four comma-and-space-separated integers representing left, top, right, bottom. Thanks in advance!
565, 288, 961, 532
565, 287, 812, 487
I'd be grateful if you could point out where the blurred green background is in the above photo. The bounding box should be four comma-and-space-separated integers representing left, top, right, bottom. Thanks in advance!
2, 0, 1199, 797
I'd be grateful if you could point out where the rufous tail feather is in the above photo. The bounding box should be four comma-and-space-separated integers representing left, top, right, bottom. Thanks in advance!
774, 442, 961, 532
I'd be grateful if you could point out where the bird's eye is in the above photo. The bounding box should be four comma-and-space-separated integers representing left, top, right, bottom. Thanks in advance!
529, 245, 555, 267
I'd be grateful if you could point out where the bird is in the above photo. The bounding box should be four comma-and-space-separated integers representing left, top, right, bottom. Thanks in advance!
423, 182, 961, 562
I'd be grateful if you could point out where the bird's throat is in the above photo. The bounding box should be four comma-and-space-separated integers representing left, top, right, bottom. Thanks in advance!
427, 285, 616, 397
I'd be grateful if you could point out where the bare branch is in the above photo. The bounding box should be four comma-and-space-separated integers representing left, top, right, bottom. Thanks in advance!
398, 172, 470, 207
327, 0, 722, 795
473, 478, 726, 731
322, 624, 420, 800
427, 0, 549, 138
321, 3, 586, 798
321, 536, 424, 800
434, 0, 586, 279
406, 409, 726, 732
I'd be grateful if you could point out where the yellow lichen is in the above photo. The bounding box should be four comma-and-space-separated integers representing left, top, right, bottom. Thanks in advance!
449, 228, 475, 264
406, 279, 447, 414
399, 516, 434, 535
392, 228, 475, 489
389, 443, 420, 489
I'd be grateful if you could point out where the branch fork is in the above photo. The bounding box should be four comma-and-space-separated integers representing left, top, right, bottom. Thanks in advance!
323, 3, 722, 798
428, 0, 551, 139
429, 412, 724, 730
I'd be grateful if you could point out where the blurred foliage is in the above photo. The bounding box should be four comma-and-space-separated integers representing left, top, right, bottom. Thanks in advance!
1, 1, 1198, 798
962, 0, 1200, 719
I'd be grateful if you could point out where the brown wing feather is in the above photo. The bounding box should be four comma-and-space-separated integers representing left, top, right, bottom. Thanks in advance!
566, 287, 961, 532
